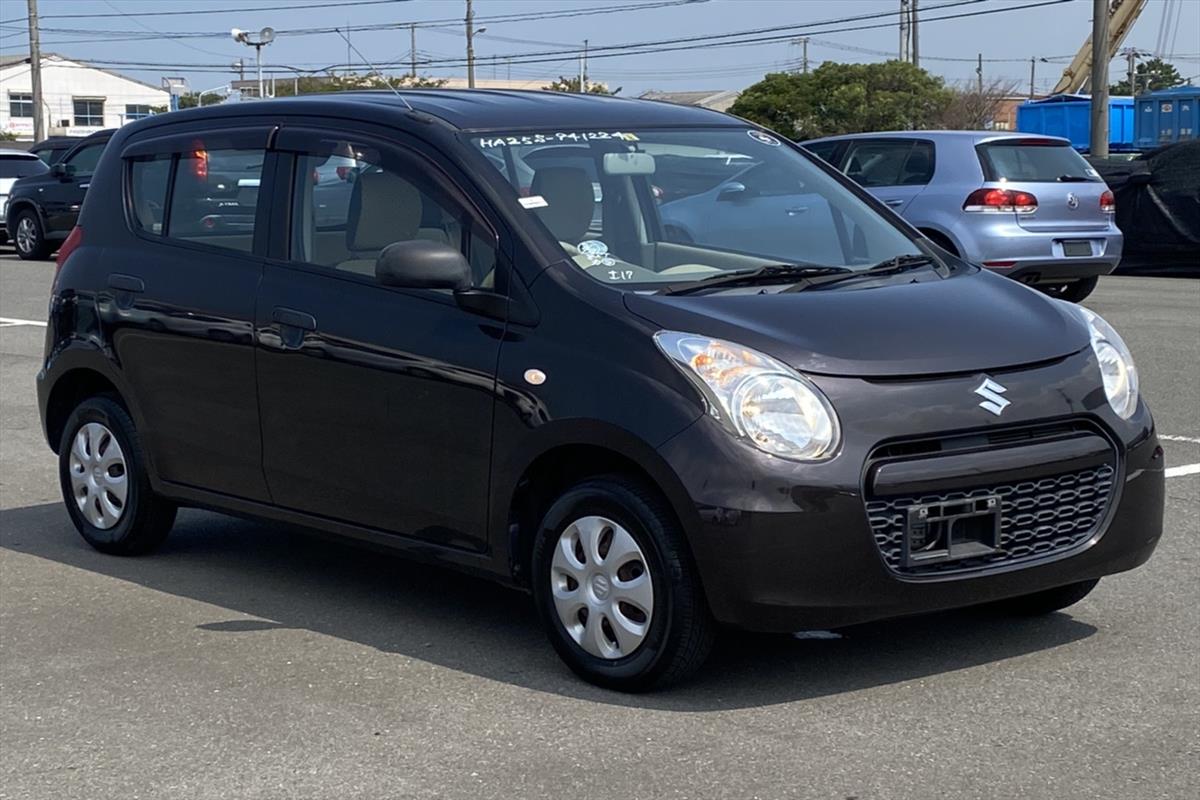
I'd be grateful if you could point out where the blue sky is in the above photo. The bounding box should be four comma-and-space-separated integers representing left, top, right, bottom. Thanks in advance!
1, 0, 1197, 96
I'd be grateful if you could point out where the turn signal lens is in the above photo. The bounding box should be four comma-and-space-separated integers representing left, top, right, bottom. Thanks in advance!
963, 188, 1038, 214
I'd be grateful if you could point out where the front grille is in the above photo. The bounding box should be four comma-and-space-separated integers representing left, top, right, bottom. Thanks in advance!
865, 457, 1117, 576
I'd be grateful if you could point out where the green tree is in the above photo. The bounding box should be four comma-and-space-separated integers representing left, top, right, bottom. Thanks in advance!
729, 61, 953, 140
542, 76, 619, 95
271, 72, 445, 97
1109, 57, 1184, 95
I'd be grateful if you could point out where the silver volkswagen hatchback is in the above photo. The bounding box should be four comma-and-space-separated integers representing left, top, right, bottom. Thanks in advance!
803, 131, 1120, 302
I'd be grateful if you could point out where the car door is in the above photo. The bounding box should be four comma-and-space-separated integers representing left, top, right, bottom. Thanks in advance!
43, 138, 107, 234
838, 138, 934, 216
254, 125, 506, 552
111, 125, 273, 501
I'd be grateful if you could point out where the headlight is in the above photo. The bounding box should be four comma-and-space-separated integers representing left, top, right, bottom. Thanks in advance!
654, 331, 840, 461
1076, 306, 1139, 419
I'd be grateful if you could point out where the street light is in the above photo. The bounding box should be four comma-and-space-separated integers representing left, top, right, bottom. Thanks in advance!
231, 26, 276, 99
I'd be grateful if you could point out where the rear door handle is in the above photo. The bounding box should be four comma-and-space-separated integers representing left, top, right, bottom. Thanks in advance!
272, 307, 317, 331
107, 274, 144, 293
784, 206, 809, 215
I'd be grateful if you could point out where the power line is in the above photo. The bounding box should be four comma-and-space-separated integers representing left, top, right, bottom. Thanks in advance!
4, 0, 414, 24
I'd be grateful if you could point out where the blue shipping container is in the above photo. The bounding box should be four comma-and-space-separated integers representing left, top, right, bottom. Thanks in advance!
1134, 86, 1199, 149
1015, 94, 1136, 151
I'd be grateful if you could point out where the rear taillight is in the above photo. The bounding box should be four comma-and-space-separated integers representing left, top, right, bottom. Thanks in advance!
1100, 189, 1115, 213
963, 188, 1038, 214
54, 225, 83, 288
192, 149, 208, 180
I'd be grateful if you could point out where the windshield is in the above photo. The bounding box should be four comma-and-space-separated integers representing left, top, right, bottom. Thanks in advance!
977, 139, 1101, 183
470, 127, 923, 287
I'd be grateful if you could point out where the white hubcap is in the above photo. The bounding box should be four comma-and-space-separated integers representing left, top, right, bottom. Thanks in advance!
550, 515, 654, 660
68, 422, 128, 529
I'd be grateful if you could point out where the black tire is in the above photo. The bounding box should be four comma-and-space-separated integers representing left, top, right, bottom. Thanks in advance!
531, 475, 714, 691
58, 395, 177, 555
13, 209, 53, 261
988, 579, 1100, 616
1043, 276, 1098, 303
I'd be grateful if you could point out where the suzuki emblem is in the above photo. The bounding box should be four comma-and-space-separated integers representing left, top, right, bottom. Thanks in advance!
974, 378, 1010, 416
1066, 192, 1079, 210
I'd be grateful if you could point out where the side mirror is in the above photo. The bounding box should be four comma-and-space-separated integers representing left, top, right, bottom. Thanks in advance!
375, 239, 472, 291
716, 181, 747, 202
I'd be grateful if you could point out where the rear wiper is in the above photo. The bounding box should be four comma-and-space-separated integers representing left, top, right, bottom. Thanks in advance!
1056, 174, 1093, 182
659, 263, 850, 295
783, 254, 938, 292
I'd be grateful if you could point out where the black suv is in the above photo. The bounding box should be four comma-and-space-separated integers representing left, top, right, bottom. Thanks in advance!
6, 130, 112, 260
39, 92, 1164, 690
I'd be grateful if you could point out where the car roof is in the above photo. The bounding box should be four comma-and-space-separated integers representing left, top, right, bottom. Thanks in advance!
804, 130, 1071, 146
138, 89, 741, 133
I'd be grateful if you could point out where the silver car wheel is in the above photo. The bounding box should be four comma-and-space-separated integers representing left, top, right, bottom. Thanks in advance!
68, 422, 128, 530
15, 216, 37, 254
550, 515, 654, 660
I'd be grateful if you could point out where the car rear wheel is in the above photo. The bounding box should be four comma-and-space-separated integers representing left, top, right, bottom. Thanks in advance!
1042, 276, 1098, 303
13, 210, 53, 261
531, 476, 714, 691
59, 396, 177, 555
988, 579, 1099, 616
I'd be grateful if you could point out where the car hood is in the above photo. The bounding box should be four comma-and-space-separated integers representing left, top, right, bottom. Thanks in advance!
624, 270, 1090, 378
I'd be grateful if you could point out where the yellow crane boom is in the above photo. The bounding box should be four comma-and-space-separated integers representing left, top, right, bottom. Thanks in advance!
1050, 0, 1148, 95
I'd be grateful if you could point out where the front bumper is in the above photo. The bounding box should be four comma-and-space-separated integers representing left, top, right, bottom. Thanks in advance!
659, 353, 1164, 632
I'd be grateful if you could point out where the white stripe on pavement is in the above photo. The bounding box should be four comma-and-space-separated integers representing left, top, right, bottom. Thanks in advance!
1160, 435, 1200, 444
1166, 464, 1200, 479
0, 316, 47, 327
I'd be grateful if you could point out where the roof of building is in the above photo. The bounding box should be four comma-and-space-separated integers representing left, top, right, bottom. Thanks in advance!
638, 89, 741, 108
0, 53, 166, 93
166, 89, 741, 131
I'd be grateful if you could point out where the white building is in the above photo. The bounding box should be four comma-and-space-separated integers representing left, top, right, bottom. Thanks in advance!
1, 53, 169, 141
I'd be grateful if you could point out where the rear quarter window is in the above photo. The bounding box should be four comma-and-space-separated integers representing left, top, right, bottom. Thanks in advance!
977, 140, 1100, 182
128, 156, 171, 235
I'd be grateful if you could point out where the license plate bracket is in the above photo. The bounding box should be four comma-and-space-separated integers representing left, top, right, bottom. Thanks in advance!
1061, 240, 1093, 257
903, 496, 1002, 567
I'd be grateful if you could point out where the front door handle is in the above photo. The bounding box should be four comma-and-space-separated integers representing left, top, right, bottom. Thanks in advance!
784, 206, 809, 216
884, 199, 905, 207
108, 274, 145, 293
272, 307, 317, 331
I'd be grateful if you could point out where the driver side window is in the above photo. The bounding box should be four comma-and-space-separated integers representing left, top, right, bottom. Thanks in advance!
64, 143, 105, 178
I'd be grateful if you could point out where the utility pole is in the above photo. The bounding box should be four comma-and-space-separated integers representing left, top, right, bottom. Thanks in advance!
1089, 0, 1110, 157
1123, 47, 1137, 95
26, 0, 45, 142
977, 53, 983, 94
410, 24, 417, 79
797, 37, 809, 73
899, 0, 910, 62
1030, 57, 1037, 99
581, 39, 588, 93
911, 0, 919, 68
466, 0, 476, 88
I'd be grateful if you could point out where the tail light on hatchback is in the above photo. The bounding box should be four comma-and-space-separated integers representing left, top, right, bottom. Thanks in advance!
963, 188, 1038, 214
1100, 189, 1116, 213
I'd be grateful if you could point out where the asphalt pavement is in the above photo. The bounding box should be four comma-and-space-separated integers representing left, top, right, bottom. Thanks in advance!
1, 250, 1197, 800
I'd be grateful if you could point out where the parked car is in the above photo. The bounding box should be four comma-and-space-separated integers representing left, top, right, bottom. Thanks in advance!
802, 131, 1122, 302
5, 130, 113, 260
0, 151, 48, 244
29, 135, 81, 166
40, 92, 1163, 691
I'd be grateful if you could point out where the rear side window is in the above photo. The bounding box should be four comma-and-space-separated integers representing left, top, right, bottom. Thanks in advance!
129, 155, 171, 234
0, 156, 48, 178
842, 140, 935, 187
166, 147, 264, 253
803, 141, 840, 163
977, 140, 1099, 182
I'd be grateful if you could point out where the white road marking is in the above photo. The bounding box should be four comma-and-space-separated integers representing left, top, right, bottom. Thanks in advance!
1160, 435, 1200, 444
1165, 464, 1200, 479
0, 316, 47, 328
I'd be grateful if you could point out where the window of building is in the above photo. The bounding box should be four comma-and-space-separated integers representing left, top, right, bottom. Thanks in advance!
73, 98, 105, 127
125, 104, 153, 121
8, 92, 33, 118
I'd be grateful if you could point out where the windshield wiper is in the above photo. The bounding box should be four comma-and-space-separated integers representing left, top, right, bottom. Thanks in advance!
659, 263, 850, 295
783, 254, 938, 293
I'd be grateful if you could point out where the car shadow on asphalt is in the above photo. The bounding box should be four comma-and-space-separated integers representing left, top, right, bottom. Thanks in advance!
0, 502, 1097, 711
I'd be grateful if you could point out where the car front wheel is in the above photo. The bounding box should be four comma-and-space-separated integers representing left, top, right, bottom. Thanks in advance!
13, 209, 53, 261
59, 396, 177, 555
531, 476, 714, 691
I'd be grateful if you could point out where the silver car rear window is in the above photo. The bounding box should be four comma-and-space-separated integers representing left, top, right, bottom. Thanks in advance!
977, 140, 1099, 183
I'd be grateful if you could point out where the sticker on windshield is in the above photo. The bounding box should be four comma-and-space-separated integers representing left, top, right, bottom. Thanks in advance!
747, 130, 781, 146
477, 131, 640, 149
577, 240, 617, 268
519, 195, 549, 209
